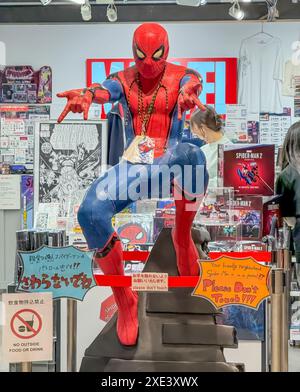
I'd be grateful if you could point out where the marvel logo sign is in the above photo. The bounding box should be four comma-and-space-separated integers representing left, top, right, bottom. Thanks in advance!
86, 57, 237, 117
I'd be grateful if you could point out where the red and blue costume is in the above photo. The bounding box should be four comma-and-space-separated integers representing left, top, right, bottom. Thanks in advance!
57, 23, 208, 346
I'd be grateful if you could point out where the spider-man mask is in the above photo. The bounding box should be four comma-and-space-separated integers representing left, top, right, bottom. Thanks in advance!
133, 23, 169, 79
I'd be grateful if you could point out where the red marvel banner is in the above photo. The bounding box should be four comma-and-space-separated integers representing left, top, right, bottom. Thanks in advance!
86, 57, 238, 117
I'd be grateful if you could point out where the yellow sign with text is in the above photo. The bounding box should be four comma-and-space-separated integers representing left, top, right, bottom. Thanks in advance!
193, 256, 271, 310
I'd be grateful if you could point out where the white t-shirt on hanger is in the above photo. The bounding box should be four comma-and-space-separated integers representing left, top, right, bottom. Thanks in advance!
238, 34, 283, 114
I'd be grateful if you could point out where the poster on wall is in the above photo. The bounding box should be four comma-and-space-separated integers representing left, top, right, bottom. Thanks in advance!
0, 174, 20, 210
34, 121, 107, 232
259, 111, 291, 146
294, 75, 300, 117
225, 104, 248, 143
21, 174, 34, 229
86, 57, 238, 117
0, 105, 50, 170
0, 66, 52, 104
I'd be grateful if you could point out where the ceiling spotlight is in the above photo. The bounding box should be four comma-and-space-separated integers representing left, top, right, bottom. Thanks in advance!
176, 0, 203, 6
81, 0, 92, 21
40, 0, 52, 5
69, 0, 86, 4
229, 1, 245, 20
107, 3, 118, 22
266, 0, 279, 21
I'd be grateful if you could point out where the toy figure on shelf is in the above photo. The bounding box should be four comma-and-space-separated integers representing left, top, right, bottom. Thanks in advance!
57, 23, 208, 346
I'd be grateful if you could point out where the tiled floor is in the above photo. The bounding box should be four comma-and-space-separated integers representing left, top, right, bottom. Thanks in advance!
0, 337, 299, 372
288, 346, 300, 372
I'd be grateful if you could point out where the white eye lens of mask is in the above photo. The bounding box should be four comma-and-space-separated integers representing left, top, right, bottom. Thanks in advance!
153, 48, 164, 59
136, 231, 143, 240
136, 48, 145, 59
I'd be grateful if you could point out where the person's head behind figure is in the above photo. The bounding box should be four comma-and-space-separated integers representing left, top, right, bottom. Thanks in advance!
190, 105, 223, 143
281, 121, 300, 172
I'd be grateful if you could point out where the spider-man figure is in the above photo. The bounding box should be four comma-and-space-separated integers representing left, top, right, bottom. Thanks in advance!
57, 23, 209, 346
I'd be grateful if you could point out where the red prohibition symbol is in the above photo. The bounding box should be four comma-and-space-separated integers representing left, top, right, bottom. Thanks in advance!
10, 309, 42, 339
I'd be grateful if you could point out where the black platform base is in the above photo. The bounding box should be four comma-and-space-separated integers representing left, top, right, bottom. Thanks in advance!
80, 228, 242, 372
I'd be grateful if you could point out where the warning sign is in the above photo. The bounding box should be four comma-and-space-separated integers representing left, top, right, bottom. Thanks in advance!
2, 292, 53, 363
193, 256, 271, 310
132, 272, 168, 292
11, 309, 42, 339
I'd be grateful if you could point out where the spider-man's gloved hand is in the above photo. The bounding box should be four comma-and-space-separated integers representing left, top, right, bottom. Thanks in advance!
177, 74, 205, 120
57, 84, 110, 123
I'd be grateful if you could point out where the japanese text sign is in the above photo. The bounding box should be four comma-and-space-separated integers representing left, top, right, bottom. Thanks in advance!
193, 256, 271, 309
132, 272, 168, 292
2, 292, 53, 363
17, 246, 96, 300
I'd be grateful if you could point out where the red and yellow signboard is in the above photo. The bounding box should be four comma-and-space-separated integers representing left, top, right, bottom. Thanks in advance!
193, 256, 271, 309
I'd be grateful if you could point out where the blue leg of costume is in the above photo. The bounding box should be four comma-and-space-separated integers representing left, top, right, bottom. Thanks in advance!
78, 142, 208, 250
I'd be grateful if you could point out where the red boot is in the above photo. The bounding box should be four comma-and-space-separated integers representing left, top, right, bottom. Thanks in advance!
95, 236, 138, 346
172, 196, 202, 276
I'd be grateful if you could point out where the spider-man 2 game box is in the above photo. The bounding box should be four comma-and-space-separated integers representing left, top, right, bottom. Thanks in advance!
231, 196, 263, 240
210, 196, 263, 241
218, 144, 275, 196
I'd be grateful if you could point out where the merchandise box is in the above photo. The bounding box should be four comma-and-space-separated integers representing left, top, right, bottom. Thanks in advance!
233, 241, 267, 252
195, 187, 234, 226
208, 195, 263, 241
218, 144, 275, 196
230, 195, 263, 241
262, 195, 282, 237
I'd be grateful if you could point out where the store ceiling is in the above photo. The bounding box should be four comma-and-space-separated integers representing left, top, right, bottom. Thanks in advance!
0, 0, 298, 23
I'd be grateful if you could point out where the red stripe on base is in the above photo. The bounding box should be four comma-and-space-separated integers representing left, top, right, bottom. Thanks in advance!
94, 274, 199, 288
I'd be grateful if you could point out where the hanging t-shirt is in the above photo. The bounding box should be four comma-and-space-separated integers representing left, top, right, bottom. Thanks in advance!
238, 34, 283, 114
282, 60, 300, 96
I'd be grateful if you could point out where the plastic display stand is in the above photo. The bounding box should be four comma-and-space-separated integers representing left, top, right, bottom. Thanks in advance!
80, 228, 243, 372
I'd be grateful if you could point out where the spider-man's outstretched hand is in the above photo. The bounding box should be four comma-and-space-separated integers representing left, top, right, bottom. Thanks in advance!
57, 89, 93, 123
177, 76, 206, 120
57, 83, 110, 123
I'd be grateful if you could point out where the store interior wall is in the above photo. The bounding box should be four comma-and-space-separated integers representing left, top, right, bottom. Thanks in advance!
0, 21, 298, 118
1, 20, 299, 371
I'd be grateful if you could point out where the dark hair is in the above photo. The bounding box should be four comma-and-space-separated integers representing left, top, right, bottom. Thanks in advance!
281, 121, 300, 172
190, 105, 223, 132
